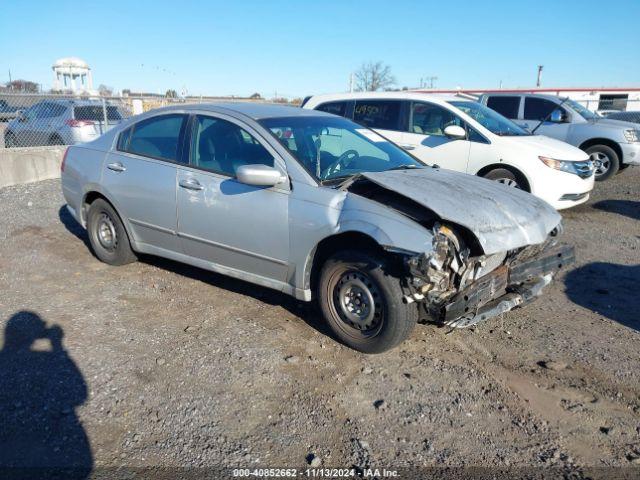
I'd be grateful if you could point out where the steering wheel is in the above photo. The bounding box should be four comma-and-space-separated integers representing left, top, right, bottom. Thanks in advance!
321, 149, 360, 179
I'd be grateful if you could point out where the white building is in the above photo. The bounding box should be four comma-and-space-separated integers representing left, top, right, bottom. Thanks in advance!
52, 57, 96, 94
414, 87, 640, 112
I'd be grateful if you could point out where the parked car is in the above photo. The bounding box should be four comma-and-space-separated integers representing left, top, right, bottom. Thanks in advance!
605, 111, 640, 125
4, 99, 123, 148
478, 93, 640, 181
62, 103, 574, 353
0, 99, 21, 122
302, 92, 594, 210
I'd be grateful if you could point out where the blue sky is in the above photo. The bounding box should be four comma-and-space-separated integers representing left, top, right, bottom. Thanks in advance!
2, 0, 639, 98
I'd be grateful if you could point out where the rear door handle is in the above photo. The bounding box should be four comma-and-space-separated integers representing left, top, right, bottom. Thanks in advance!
179, 178, 204, 191
400, 144, 416, 151
107, 162, 126, 172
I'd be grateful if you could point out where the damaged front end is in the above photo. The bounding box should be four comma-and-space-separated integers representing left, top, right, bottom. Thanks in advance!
403, 224, 574, 329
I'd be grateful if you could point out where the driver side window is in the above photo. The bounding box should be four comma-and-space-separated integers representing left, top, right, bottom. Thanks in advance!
409, 102, 463, 136
191, 115, 274, 176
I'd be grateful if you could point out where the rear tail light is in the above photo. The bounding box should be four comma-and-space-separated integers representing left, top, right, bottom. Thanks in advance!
65, 119, 94, 127
61, 147, 69, 172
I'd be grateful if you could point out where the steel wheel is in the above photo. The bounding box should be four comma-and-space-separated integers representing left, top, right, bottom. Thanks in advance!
328, 268, 384, 337
96, 213, 118, 251
590, 151, 611, 177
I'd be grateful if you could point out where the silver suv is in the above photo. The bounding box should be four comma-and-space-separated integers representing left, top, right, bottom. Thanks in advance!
4, 99, 123, 148
61, 103, 573, 353
479, 93, 640, 180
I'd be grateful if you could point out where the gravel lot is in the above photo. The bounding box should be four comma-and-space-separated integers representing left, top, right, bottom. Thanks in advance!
0, 168, 638, 478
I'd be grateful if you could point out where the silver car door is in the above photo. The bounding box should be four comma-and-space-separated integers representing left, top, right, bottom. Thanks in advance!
177, 113, 290, 283
100, 113, 188, 253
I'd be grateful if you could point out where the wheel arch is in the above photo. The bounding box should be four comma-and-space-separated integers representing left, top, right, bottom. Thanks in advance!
476, 163, 531, 192
305, 231, 389, 297
579, 138, 623, 164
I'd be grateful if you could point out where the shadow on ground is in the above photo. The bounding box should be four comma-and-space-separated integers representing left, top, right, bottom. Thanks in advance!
0, 311, 92, 479
592, 200, 640, 221
565, 262, 640, 332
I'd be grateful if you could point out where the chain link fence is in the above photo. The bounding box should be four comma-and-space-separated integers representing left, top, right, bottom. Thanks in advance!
0, 93, 275, 149
1, 92, 638, 150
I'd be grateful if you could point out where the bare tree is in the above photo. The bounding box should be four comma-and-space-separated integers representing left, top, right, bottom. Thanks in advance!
8, 79, 39, 93
98, 84, 113, 96
354, 61, 396, 92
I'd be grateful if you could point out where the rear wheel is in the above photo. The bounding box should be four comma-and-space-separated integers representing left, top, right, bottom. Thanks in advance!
87, 199, 137, 265
318, 250, 418, 354
4, 131, 17, 148
586, 144, 619, 181
483, 168, 524, 189
48, 134, 65, 146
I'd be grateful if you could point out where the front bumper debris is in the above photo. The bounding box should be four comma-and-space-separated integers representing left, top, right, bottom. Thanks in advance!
404, 229, 575, 328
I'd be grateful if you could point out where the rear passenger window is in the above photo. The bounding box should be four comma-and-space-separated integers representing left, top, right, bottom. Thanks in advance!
353, 100, 402, 130
191, 115, 274, 176
316, 101, 347, 117
117, 127, 132, 151
486, 96, 520, 119
524, 97, 562, 121
123, 114, 186, 162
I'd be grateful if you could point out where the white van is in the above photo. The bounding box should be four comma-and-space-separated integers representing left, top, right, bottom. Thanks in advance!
302, 92, 595, 210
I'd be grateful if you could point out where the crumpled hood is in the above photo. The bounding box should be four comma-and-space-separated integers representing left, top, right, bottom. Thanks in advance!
503, 135, 589, 161
360, 168, 562, 255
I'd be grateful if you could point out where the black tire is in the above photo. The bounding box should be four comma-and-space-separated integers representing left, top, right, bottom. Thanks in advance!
87, 199, 137, 266
585, 144, 619, 181
317, 250, 418, 354
483, 168, 524, 189
49, 134, 65, 146
4, 131, 17, 148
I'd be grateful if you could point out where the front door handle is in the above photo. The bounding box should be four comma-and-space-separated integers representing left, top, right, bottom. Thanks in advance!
107, 162, 126, 172
179, 178, 204, 191
400, 144, 416, 151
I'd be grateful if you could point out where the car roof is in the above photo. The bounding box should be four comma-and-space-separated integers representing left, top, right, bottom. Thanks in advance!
134, 102, 334, 120
306, 91, 465, 106
481, 92, 563, 101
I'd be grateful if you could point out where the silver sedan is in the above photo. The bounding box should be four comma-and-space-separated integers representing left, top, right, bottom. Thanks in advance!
61, 103, 573, 353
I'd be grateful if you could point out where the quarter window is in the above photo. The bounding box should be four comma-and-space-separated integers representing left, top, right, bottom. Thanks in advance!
122, 114, 186, 162
410, 102, 463, 136
486, 96, 520, 119
524, 97, 562, 121
316, 101, 347, 117
353, 100, 402, 130
190, 115, 274, 176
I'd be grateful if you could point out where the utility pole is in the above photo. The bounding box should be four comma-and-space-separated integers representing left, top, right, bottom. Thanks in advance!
425, 76, 438, 89
536, 65, 544, 87
349, 73, 354, 93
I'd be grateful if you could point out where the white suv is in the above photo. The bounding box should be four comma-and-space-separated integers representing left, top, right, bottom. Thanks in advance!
303, 92, 595, 210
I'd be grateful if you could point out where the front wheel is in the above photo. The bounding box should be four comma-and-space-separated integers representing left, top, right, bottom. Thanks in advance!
87, 199, 137, 266
585, 144, 619, 181
483, 168, 524, 189
317, 250, 418, 353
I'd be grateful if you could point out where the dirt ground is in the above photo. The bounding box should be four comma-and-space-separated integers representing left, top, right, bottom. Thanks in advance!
0, 167, 638, 479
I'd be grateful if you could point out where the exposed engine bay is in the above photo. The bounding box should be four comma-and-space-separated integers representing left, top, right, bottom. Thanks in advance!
403, 224, 574, 328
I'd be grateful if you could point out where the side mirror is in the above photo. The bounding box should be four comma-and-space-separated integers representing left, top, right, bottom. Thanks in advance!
236, 164, 286, 187
444, 125, 467, 140
549, 109, 566, 123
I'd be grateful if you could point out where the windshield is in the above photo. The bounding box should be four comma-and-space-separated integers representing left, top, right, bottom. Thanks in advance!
565, 99, 598, 120
259, 116, 422, 183
449, 101, 530, 136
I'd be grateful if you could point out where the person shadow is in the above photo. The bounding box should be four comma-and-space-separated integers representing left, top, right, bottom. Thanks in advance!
0, 311, 92, 479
